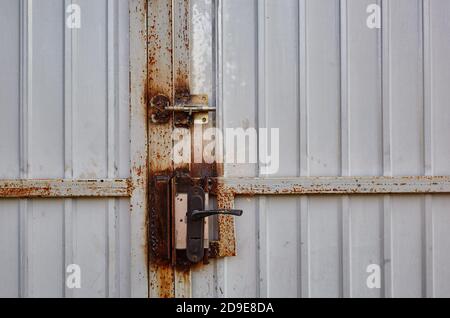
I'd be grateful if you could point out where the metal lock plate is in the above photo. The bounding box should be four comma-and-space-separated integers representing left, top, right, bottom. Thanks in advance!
174, 192, 209, 250
172, 177, 243, 264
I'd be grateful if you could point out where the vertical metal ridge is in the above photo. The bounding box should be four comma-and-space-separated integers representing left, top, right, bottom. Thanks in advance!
173, 0, 190, 97
381, 0, 392, 177
63, 0, 74, 299
256, 0, 268, 298
107, 0, 119, 298
341, 197, 351, 298
295, 0, 302, 298
215, 255, 228, 298
148, 0, 175, 298
298, 1, 309, 177
299, 198, 310, 298
422, 0, 434, 298
339, 0, 351, 298
298, 0, 310, 299
107, 0, 119, 180
214, 0, 227, 299
19, 0, 32, 179
68, 0, 80, 296
381, 0, 393, 299
173, 0, 192, 299
376, 2, 385, 298
215, 0, 224, 158
210, 0, 217, 110
19, 0, 32, 298
130, 0, 149, 298
382, 200, 393, 299
339, 0, 349, 177
63, 0, 74, 197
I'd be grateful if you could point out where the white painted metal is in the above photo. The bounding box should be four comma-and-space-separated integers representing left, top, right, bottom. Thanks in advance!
0, 0, 133, 297
188, 0, 450, 298
2, 0, 450, 299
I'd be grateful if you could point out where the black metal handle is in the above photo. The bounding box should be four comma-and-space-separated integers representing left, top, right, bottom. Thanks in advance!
186, 185, 243, 263
189, 209, 243, 221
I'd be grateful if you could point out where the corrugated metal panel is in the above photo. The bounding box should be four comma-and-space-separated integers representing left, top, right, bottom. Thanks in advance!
0, 0, 131, 297
193, 0, 450, 298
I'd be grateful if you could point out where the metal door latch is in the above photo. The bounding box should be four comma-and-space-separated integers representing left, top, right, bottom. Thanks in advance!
150, 94, 216, 126
186, 186, 242, 263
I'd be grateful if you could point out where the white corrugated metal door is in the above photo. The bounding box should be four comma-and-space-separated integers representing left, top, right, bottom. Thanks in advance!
2, 0, 450, 299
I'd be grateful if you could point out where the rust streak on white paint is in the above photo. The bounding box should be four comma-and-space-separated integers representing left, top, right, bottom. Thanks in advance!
0, 179, 130, 198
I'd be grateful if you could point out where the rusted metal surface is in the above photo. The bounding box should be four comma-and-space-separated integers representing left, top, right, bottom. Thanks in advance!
214, 176, 450, 195
130, 0, 149, 298
148, 0, 229, 297
173, 0, 190, 98
148, 0, 175, 298
174, 94, 210, 127
213, 183, 238, 257
189, 96, 217, 179
150, 94, 211, 127
149, 175, 172, 263
0, 179, 130, 198
149, 94, 171, 124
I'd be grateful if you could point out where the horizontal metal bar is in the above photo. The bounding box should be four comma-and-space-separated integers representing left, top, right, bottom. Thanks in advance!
166, 106, 216, 112
0, 179, 131, 198
215, 176, 450, 195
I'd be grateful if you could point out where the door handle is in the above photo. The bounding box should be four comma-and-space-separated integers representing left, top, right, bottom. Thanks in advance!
188, 209, 243, 221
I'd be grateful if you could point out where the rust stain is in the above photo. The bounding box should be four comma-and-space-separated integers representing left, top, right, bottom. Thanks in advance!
173, 0, 190, 97
0, 185, 51, 198
148, 0, 176, 298
0, 180, 131, 199
149, 170, 172, 267
145, 0, 244, 296
210, 176, 450, 198
157, 265, 175, 298
131, 7, 149, 282
215, 184, 238, 257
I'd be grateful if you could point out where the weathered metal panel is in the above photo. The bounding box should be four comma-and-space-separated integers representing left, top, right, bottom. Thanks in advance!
189, 0, 223, 298
0, 0, 132, 297
148, 0, 176, 298
214, 176, 450, 195
202, 0, 450, 298
130, 0, 150, 298
428, 0, 450, 298
0, 179, 130, 198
